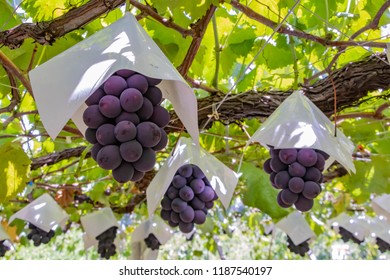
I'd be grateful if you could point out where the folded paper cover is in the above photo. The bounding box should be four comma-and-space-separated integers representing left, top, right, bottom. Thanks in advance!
250, 90, 355, 173
130, 242, 159, 260
328, 212, 370, 242
372, 194, 390, 220
365, 216, 390, 244
29, 12, 199, 142
80, 207, 119, 249
130, 216, 172, 260
276, 212, 315, 245
9, 193, 69, 232
146, 137, 239, 217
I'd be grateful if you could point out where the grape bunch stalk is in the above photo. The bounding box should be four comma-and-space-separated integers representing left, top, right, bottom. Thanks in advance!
286, 235, 310, 257
0, 240, 10, 257
144, 233, 161, 250
376, 237, 390, 253
96, 226, 118, 259
263, 147, 329, 212
26, 223, 55, 246
83, 69, 170, 183
160, 164, 218, 234
338, 226, 363, 244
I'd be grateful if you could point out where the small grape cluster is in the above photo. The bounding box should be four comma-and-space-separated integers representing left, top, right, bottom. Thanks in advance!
83, 70, 170, 183
286, 236, 310, 257
0, 240, 10, 257
26, 223, 55, 246
263, 147, 329, 212
144, 233, 161, 250
338, 226, 363, 244
96, 226, 117, 259
376, 237, 390, 253
160, 164, 218, 234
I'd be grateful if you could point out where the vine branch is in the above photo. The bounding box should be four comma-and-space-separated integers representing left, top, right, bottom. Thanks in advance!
177, 5, 217, 77
229, 0, 387, 49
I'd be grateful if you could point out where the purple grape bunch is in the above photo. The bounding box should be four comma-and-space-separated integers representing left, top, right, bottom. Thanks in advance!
287, 235, 310, 257
144, 233, 161, 250
376, 237, 390, 253
0, 240, 10, 257
26, 223, 55, 247
83, 70, 170, 183
263, 146, 329, 212
160, 164, 218, 234
338, 226, 363, 244
96, 226, 118, 259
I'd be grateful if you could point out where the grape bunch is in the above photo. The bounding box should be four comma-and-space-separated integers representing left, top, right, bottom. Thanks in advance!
26, 223, 55, 246
263, 147, 329, 212
376, 237, 390, 253
160, 164, 218, 234
144, 233, 161, 250
83, 70, 170, 183
0, 240, 10, 257
286, 235, 310, 257
96, 226, 118, 259
338, 226, 363, 244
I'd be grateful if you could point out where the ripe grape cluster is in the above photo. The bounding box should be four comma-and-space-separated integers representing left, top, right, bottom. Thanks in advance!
96, 226, 117, 259
26, 223, 55, 247
263, 147, 329, 212
376, 237, 390, 253
160, 164, 218, 234
0, 240, 10, 257
144, 233, 161, 250
286, 235, 310, 257
83, 70, 170, 183
338, 226, 363, 244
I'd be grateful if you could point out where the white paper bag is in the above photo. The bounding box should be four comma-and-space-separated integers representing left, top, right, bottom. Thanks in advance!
328, 213, 370, 242
276, 212, 315, 245
146, 137, 239, 217
130, 216, 172, 260
366, 216, 390, 244
9, 193, 69, 232
29, 12, 199, 142
372, 194, 390, 220
80, 207, 120, 250
250, 90, 355, 173
0, 224, 11, 242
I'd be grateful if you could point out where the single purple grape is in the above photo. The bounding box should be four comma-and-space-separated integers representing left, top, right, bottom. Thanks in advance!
270, 157, 287, 173
86, 88, 105, 106
297, 149, 318, 167
279, 149, 298, 165
178, 164, 193, 178
171, 198, 187, 213
103, 75, 127, 96
179, 206, 195, 223
294, 195, 314, 212
179, 221, 194, 233
263, 158, 273, 174
288, 177, 305, 193
190, 179, 205, 194
126, 74, 149, 94
116, 69, 135, 78
144, 86, 163, 106
172, 175, 187, 189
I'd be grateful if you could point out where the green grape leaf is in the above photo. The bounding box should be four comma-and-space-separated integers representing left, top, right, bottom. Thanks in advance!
241, 162, 289, 220
0, 142, 31, 203
21, 0, 67, 21
340, 155, 390, 204
261, 35, 295, 70
0, 0, 22, 30
367, 156, 390, 195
